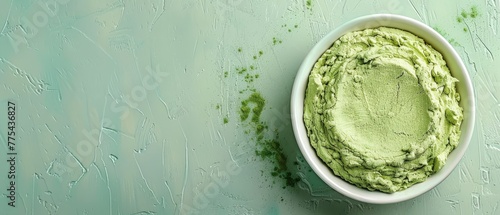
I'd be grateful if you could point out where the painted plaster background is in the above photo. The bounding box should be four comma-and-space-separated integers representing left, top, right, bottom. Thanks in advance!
0, 0, 499, 214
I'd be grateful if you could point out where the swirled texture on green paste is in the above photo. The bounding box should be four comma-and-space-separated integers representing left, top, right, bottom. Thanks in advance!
304, 27, 463, 193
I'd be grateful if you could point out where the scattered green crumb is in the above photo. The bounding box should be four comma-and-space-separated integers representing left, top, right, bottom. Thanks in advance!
237, 67, 248, 74
272, 37, 282, 45
256, 138, 300, 188
216, 104, 221, 109
224, 71, 229, 78
306, 0, 312, 11
257, 133, 264, 141
237, 91, 300, 188
294, 24, 298, 28
231, 42, 298, 188
253, 51, 263, 60
470, 6, 478, 18
461, 10, 468, 18
448, 38, 458, 46
458, 6, 479, 21
240, 92, 265, 122
288, 29, 291, 32
455, 6, 479, 34
244, 73, 254, 83
432, 26, 460, 50
256, 124, 265, 134
223, 117, 229, 124
240, 105, 250, 121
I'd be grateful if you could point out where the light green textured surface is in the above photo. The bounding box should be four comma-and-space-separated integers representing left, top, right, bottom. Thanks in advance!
0, 0, 498, 214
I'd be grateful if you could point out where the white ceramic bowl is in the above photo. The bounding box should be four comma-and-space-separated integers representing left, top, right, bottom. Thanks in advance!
290, 14, 475, 204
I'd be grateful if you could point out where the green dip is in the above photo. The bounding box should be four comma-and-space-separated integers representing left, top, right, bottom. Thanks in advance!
304, 27, 463, 193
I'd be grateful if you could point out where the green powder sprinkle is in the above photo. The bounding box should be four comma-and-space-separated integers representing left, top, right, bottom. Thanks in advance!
433, 26, 460, 46
253, 51, 263, 60
294, 24, 298, 28
240, 106, 250, 121
237, 67, 248, 74
227, 33, 299, 188
240, 92, 265, 122
224, 71, 229, 78
470, 6, 478, 18
256, 138, 300, 188
238, 91, 300, 188
306, 0, 312, 11
461, 10, 468, 18
456, 6, 479, 34
216, 104, 221, 110
272, 37, 282, 45
244, 73, 254, 83
458, 6, 479, 21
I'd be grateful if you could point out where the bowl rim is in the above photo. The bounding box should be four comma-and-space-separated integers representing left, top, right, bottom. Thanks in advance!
290, 14, 476, 204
